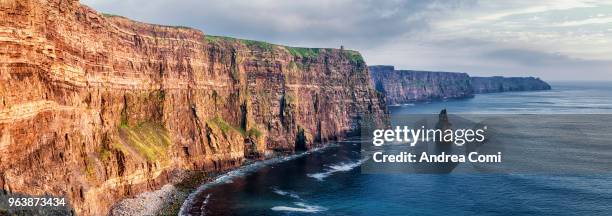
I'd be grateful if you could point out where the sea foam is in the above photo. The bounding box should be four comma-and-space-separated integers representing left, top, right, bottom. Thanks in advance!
179, 145, 335, 215
271, 202, 327, 213
307, 158, 368, 181
271, 187, 301, 199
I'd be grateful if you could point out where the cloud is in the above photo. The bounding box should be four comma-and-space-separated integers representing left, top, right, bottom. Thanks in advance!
485, 49, 578, 66
81, 0, 612, 80
81, 0, 457, 49
477, 49, 612, 80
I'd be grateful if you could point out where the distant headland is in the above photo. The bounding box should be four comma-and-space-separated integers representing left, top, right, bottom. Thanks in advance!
368, 65, 551, 105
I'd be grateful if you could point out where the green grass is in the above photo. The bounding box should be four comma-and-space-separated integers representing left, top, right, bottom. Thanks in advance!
344, 50, 365, 64
207, 116, 266, 139
120, 105, 129, 128
285, 47, 323, 59
241, 39, 275, 51
205, 35, 275, 52
208, 116, 246, 137
204, 35, 237, 44
98, 146, 113, 163
85, 157, 97, 178
167, 25, 193, 29
117, 122, 171, 162
248, 128, 263, 138
101, 13, 123, 18
288, 61, 300, 70
112, 142, 131, 156
209, 116, 233, 136
203, 35, 366, 62
204, 35, 346, 60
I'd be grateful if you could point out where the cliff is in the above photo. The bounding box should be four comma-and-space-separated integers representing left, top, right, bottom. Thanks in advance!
369, 65, 551, 105
0, 0, 388, 215
471, 76, 552, 93
369, 65, 474, 105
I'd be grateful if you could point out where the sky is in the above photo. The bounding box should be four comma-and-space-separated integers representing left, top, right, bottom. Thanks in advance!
81, 0, 612, 81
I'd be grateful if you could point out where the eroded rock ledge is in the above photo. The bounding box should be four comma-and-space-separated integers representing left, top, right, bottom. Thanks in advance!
0, 0, 388, 215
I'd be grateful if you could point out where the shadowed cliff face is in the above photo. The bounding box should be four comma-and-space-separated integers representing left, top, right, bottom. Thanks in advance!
369, 65, 551, 105
0, 0, 388, 215
369, 65, 474, 105
471, 76, 552, 93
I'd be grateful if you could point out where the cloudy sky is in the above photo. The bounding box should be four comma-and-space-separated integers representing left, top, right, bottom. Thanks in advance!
81, 0, 612, 81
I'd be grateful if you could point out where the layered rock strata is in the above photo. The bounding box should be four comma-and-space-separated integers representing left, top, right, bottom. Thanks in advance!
369, 65, 474, 104
369, 65, 551, 105
471, 76, 551, 94
0, 0, 388, 215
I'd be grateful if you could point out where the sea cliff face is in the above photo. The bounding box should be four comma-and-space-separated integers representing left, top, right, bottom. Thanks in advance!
369, 65, 474, 105
471, 76, 552, 93
0, 0, 388, 215
369, 65, 551, 105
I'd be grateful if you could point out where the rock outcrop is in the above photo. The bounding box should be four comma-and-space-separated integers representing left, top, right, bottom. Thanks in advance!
471, 76, 551, 93
0, 0, 388, 215
369, 65, 474, 105
369, 65, 551, 105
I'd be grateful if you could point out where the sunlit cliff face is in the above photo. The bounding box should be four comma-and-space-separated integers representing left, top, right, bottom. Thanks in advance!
0, 0, 386, 215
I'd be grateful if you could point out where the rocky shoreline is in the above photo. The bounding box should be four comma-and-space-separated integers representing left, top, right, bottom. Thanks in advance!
111, 143, 337, 215
109, 170, 212, 216
110, 184, 182, 216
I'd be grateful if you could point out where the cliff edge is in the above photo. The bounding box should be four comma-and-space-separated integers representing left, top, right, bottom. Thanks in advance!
369, 65, 551, 105
471, 76, 551, 93
369, 65, 474, 104
0, 0, 388, 215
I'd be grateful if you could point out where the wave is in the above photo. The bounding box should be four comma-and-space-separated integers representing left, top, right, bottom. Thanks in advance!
307, 158, 368, 181
389, 103, 415, 107
271, 187, 300, 199
179, 144, 335, 215
199, 194, 211, 215
271, 202, 327, 213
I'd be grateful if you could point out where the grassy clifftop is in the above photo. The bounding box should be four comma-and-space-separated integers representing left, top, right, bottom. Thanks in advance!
101, 12, 364, 64
204, 35, 364, 64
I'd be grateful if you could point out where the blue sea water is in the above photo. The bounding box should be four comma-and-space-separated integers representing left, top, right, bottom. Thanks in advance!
389, 81, 612, 114
181, 82, 612, 216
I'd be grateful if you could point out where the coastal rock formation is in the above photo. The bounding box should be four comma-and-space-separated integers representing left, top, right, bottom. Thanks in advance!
0, 0, 388, 215
369, 65, 551, 105
471, 76, 552, 93
369, 65, 474, 105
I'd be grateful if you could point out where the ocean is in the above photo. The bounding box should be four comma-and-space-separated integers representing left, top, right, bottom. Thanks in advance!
180, 81, 612, 216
